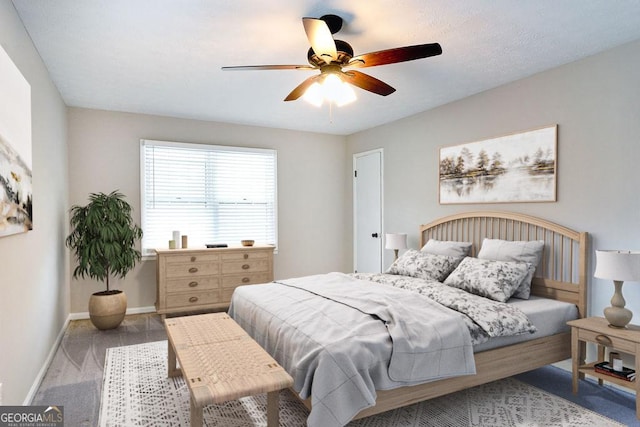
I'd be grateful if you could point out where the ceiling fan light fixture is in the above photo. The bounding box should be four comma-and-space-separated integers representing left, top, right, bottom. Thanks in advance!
303, 73, 357, 107
302, 82, 324, 107
223, 15, 442, 106
324, 73, 356, 106
335, 82, 356, 106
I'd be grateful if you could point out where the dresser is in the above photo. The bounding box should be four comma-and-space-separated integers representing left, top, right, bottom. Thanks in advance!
155, 245, 274, 316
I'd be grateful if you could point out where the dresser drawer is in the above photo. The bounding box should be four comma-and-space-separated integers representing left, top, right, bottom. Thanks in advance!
165, 277, 220, 293
164, 253, 220, 265
221, 251, 270, 261
165, 262, 219, 278
578, 328, 636, 353
222, 260, 270, 274
221, 273, 272, 288
221, 274, 272, 301
166, 291, 221, 309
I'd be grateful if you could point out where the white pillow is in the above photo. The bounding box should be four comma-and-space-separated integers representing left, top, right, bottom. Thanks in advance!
421, 239, 472, 258
386, 249, 460, 282
477, 238, 544, 299
443, 257, 530, 302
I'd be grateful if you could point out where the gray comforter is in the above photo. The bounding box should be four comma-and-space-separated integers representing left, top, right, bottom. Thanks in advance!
228, 272, 476, 427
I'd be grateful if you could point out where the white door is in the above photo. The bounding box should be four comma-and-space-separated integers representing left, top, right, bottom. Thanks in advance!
353, 149, 383, 273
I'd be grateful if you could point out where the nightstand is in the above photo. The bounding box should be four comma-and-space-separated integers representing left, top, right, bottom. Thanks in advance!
567, 316, 640, 419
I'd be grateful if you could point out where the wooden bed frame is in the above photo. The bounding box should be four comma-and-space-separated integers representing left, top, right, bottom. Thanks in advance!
345, 211, 589, 420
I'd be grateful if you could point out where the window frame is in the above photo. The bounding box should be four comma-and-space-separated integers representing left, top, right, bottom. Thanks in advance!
139, 139, 278, 258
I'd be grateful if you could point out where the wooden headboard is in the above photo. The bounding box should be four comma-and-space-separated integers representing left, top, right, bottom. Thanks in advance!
420, 211, 588, 317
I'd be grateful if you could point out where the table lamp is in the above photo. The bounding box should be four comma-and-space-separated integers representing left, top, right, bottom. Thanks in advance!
385, 233, 407, 261
594, 250, 640, 328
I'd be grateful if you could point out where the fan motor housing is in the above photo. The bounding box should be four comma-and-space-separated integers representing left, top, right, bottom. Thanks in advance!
307, 40, 354, 67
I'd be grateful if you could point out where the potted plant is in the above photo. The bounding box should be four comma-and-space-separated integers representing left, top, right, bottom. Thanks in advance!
66, 190, 143, 330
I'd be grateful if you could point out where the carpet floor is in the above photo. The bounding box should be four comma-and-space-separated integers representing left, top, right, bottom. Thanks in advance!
99, 340, 625, 427
32, 314, 640, 426
31, 314, 167, 426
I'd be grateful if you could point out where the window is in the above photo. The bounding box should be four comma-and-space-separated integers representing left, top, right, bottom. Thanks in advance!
140, 139, 277, 256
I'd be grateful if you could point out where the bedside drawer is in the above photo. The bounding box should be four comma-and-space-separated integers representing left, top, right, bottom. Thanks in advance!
578, 329, 636, 353
166, 277, 219, 293
166, 291, 221, 309
165, 253, 220, 264
222, 260, 269, 274
166, 262, 220, 278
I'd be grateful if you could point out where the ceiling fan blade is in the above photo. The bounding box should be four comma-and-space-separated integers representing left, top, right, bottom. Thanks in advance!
284, 74, 323, 101
340, 70, 395, 96
303, 17, 337, 65
222, 64, 315, 71
347, 43, 442, 68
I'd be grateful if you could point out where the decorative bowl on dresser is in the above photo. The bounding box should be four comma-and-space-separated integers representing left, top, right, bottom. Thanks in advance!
155, 244, 274, 317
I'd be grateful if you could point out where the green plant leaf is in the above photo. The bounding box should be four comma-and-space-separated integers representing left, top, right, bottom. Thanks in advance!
66, 190, 143, 291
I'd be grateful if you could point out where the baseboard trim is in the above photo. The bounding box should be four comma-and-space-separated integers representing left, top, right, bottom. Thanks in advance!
69, 305, 157, 320
24, 306, 157, 404
23, 314, 71, 405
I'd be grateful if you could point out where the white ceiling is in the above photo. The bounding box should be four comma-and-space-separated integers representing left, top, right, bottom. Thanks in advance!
12, 1, 640, 135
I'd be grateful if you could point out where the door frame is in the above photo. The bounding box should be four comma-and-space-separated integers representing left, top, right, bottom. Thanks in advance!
353, 148, 384, 273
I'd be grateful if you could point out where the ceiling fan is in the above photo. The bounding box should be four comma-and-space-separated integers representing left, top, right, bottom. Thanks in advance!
221, 14, 442, 103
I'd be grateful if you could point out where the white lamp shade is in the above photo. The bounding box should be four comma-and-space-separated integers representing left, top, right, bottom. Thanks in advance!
594, 250, 640, 282
385, 233, 407, 250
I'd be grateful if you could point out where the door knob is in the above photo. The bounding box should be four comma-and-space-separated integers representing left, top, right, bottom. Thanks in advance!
371, 233, 379, 238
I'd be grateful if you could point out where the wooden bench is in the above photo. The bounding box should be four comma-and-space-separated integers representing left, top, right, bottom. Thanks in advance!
165, 312, 294, 426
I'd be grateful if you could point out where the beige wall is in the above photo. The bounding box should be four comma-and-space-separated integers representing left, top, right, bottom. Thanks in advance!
346, 39, 640, 318
0, 0, 69, 405
67, 108, 349, 312
6, 0, 640, 404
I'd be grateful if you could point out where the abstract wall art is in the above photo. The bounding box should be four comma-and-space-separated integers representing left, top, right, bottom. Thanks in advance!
0, 43, 32, 237
439, 125, 557, 204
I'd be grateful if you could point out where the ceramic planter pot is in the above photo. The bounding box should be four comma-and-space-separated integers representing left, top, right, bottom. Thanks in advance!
89, 290, 127, 330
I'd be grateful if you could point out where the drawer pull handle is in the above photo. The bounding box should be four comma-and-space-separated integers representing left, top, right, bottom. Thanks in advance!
242, 264, 250, 270
189, 267, 198, 273
188, 281, 198, 288
595, 334, 612, 345
189, 296, 199, 303
242, 277, 250, 283
244, 254, 249, 259
191, 256, 196, 262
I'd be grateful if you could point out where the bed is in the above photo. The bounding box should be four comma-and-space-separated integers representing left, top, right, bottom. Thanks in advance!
229, 211, 588, 426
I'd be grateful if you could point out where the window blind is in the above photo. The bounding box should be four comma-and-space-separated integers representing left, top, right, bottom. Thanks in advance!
140, 139, 277, 255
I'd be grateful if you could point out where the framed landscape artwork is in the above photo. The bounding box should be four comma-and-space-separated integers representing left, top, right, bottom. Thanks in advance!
0, 43, 32, 237
439, 125, 557, 204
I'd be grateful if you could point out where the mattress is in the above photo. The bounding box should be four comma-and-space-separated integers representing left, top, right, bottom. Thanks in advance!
473, 295, 578, 352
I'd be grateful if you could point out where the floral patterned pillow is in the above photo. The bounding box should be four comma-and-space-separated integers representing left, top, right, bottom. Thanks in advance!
477, 239, 545, 299
386, 249, 461, 282
443, 257, 530, 302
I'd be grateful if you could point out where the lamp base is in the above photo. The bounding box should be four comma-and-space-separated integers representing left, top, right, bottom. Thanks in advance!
604, 305, 633, 328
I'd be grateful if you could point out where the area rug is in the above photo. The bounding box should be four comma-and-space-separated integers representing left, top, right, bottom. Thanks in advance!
98, 341, 623, 426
